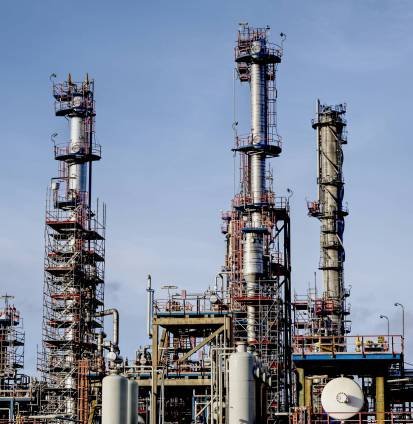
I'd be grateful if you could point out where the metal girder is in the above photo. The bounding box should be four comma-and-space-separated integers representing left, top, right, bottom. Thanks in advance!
177, 325, 225, 364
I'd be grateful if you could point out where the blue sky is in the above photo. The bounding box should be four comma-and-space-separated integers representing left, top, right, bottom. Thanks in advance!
1, 0, 413, 373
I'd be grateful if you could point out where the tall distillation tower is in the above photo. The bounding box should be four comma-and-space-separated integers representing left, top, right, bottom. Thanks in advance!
40, 75, 106, 422
307, 101, 349, 337
222, 25, 292, 421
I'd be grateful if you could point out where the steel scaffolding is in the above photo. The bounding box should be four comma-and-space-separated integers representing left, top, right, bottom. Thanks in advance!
39, 75, 105, 423
0, 296, 32, 421
222, 25, 292, 422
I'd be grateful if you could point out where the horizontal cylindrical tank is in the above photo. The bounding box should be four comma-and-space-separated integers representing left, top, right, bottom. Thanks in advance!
102, 374, 128, 424
228, 343, 256, 424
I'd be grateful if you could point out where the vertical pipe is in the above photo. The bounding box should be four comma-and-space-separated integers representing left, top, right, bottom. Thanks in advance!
376, 376, 385, 424
244, 40, 267, 344
297, 368, 305, 407
304, 378, 312, 409
87, 80, 93, 212
150, 321, 158, 424
147, 275, 154, 338
69, 116, 87, 197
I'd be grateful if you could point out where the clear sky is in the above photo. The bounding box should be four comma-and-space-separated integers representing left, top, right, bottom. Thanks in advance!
1, 0, 412, 373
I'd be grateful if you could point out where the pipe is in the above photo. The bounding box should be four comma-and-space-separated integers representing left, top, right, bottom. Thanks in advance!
304, 378, 312, 408
68, 114, 87, 198
375, 376, 385, 424
243, 40, 269, 344
296, 368, 305, 407
97, 332, 105, 373
96, 308, 119, 348
146, 275, 154, 338
387, 378, 410, 383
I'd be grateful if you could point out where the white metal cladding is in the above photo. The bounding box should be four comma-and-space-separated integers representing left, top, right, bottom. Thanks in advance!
228, 344, 256, 424
102, 374, 128, 424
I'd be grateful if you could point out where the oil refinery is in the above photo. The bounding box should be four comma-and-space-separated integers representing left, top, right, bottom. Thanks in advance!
1, 24, 412, 424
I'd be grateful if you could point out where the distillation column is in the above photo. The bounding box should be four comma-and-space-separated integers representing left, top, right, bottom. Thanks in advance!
227, 26, 292, 420
235, 28, 282, 344
41, 74, 105, 422
244, 37, 268, 343
310, 101, 348, 336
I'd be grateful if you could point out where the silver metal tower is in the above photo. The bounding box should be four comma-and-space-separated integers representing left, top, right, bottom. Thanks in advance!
235, 25, 282, 344
224, 25, 292, 420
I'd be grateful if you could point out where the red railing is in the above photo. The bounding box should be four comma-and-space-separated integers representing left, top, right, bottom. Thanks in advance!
293, 334, 403, 356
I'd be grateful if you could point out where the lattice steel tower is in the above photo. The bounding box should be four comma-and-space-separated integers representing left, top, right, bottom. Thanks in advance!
222, 25, 292, 421
40, 74, 106, 422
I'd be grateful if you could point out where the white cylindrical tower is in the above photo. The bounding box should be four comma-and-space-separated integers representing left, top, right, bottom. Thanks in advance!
228, 343, 257, 424
102, 374, 128, 424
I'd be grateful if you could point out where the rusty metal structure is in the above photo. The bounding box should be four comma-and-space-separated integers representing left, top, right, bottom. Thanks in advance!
0, 296, 32, 422
38, 75, 106, 423
290, 103, 413, 424
222, 24, 292, 420
2, 22, 413, 424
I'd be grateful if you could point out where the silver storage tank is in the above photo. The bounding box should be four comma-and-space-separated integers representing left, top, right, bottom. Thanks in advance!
228, 343, 256, 424
102, 374, 128, 424
127, 379, 138, 424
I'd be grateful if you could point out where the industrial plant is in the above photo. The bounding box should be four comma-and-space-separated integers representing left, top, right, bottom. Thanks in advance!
1, 24, 412, 423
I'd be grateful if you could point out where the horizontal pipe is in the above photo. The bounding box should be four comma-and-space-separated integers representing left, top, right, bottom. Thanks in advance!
387, 378, 410, 383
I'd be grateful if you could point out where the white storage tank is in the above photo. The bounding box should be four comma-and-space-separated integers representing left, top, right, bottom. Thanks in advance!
102, 374, 128, 424
127, 379, 138, 424
228, 343, 256, 424
321, 377, 364, 420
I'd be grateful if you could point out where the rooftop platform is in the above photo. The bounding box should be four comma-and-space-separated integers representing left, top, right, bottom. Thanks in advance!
293, 334, 403, 375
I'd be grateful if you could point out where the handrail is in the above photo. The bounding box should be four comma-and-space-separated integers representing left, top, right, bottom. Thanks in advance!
293, 334, 403, 355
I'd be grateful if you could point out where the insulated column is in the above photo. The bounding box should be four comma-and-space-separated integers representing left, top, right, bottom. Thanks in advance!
244, 39, 267, 343
68, 112, 87, 199
311, 101, 348, 336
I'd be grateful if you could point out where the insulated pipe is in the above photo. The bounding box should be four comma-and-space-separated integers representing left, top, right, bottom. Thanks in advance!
244, 40, 268, 344
96, 309, 119, 349
69, 113, 87, 197
250, 42, 267, 144
250, 56, 266, 205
